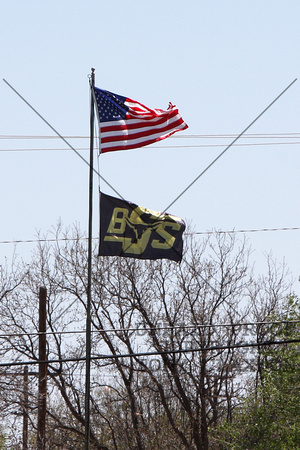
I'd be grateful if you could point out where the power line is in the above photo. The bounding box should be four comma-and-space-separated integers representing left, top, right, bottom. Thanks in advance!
0, 227, 299, 246
1, 132, 300, 152
1, 133, 300, 139
0, 338, 299, 368
1, 140, 300, 152
189, 226, 300, 235
0, 320, 298, 340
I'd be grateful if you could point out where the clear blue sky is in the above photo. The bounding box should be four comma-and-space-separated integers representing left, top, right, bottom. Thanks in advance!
1, 1, 300, 291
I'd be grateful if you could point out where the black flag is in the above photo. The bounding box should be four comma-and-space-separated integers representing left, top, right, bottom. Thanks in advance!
99, 193, 185, 262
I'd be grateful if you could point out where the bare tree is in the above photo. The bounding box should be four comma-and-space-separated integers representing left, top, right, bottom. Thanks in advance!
0, 225, 292, 449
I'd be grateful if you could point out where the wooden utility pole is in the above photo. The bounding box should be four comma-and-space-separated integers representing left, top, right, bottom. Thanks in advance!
23, 366, 29, 449
37, 286, 47, 450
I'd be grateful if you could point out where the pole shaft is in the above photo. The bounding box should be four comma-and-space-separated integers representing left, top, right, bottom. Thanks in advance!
85, 68, 95, 450
37, 286, 47, 450
23, 366, 29, 450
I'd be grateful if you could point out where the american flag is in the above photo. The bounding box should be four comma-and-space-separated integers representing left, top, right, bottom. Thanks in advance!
94, 87, 188, 153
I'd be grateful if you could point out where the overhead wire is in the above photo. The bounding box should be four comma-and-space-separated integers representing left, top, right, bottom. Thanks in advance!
0, 338, 299, 368
0, 226, 299, 246
1, 132, 300, 139
2, 141, 300, 152
0, 319, 298, 340
1, 133, 300, 152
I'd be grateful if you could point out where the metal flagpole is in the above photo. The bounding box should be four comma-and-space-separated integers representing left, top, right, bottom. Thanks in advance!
85, 67, 95, 450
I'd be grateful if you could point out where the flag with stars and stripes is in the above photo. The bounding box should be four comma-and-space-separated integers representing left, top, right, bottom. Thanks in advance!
94, 87, 188, 153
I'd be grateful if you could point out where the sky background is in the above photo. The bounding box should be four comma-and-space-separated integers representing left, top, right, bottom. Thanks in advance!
1, 1, 300, 293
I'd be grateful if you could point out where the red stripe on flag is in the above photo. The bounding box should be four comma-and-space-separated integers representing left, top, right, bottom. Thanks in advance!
100, 110, 182, 133
100, 122, 188, 153
101, 132, 181, 152
100, 118, 187, 144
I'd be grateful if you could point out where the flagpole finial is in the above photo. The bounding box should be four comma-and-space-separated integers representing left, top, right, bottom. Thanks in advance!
89, 68, 95, 87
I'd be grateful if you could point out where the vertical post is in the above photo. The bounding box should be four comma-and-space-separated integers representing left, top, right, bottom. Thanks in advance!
85, 67, 95, 450
23, 366, 28, 450
37, 286, 47, 450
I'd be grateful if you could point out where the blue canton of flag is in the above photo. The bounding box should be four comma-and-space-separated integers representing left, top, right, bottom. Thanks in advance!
96, 90, 128, 121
